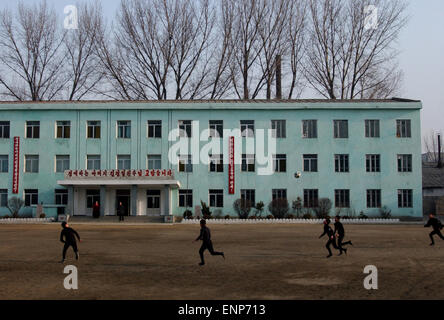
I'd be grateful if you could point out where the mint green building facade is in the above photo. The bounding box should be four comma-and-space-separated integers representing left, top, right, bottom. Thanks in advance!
0, 99, 422, 218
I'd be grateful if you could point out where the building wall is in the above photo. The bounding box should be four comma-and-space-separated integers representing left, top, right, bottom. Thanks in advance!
0, 101, 422, 218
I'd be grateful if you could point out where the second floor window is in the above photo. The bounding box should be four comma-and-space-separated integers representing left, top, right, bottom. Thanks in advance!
209, 154, 223, 172
241, 154, 255, 172
365, 120, 380, 138
302, 120, 317, 138
367, 189, 381, 208
304, 189, 319, 208
271, 120, 286, 138
0, 155, 8, 173
179, 189, 193, 207
25, 155, 39, 173
240, 120, 254, 137
179, 120, 192, 137
396, 120, 411, 138
117, 121, 131, 138
366, 154, 380, 172
24, 189, 38, 206
26, 121, 40, 138
0, 121, 10, 138
273, 154, 287, 172
335, 154, 349, 172
241, 189, 255, 205
303, 154, 318, 172
87, 155, 101, 170
335, 189, 350, 208
55, 189, 68, 205
0, 189, 7, 207
56, 121, 71, 138
147, 155, 161, 170
55, 155, 70, 173
397, 154, 412, 172
148, 120, 162, 138
333, 120, 348, 138
398, 189, 412, 208
209, 189, 223, 207
117, 155, 131, 170
87, 121, 101, 139
209, 120, 223, 138
272, 189, 287, 200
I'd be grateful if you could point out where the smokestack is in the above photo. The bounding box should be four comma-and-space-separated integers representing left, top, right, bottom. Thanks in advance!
438, 133, 442, 168
275, 55, 282, 100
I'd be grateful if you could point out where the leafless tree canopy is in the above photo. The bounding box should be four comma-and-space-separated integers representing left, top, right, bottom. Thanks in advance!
0, 0, 408, 101
423, 130, 443, 165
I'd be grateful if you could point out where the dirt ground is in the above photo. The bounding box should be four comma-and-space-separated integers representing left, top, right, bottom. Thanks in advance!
0, 223, 442, 300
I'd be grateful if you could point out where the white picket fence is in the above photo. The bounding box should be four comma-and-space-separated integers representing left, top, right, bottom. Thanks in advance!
180, 218, 400, 224
0, 218, 55, 224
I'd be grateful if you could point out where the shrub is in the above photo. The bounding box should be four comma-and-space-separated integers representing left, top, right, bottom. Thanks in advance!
39, 213, 46, 218
379, 206, 391, 218
302, 212, 312, 219
313, 198, 332, 218
233, 199, 253, 219
7, 197, 24, 218
174, 216, 183, 223
287, 214, 295, 219
224, 215, 231, 219
254, 201, 265, 217
292, 197, 302, 217
248, 216, 257, 219
201, 201, 212, 219
358, 211, 368, 219
183, 210, 192, 219
266, 215, 274, 219
268, 199, 289, 219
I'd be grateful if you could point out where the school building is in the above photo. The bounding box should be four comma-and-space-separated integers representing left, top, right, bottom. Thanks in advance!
0, 99, 422, 218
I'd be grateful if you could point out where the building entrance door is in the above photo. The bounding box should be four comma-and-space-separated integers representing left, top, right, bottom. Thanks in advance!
147, 189, 161, 216
116, 190, 130, 216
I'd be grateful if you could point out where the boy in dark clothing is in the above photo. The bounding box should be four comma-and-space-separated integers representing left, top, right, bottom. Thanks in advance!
319, 218, 338, 258
334, 216, 353, 255
194, 219, 224, 266
60, 222, 81, 263
424, 213, 444, 246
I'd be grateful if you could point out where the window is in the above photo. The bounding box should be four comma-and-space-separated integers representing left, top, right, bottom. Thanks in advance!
26, 121, 40, 138
365, 120, 380, 138
117, 121, 131, 138
335, 189, 350, 208
56, 121, 71, 138
209, 189, 223, 207
273, 154, 287, 172
0, 155, 8, 173
209, 120, 223, 138
117, 155, 131, 170
241, 154, 255, 172
302, 120, 317, 138
179, 189, 193, 207
179, 155, 192, 172
240, 120, 254, 137
147, 190, 161, 209
55, 189, 68, 205
398, 189, 412, 208
397, 154, 412, 172
366, 154, 380, 172
335, 154, 349, 172
55, 155, 70, 173
179, 120, 192, 137
0, 189, 7, 207
87, 121, 101, 138
333, 120, 348, 138
86, 190, 100, 208
272, 189, 287, 200
367, 189, 381, 208
0, 121, 10, 138
148, 120, 162, 138
304, 189, 319, 208
209, 154, 223, 172
271, 120, 286, 138
25, 155, 39, 173
24, 189, 38, 206
241, 189, 255, 205
87, 155, 101, 170
147, 155, 161, 170
396, 120, 411, 138
303, 154, 318, 172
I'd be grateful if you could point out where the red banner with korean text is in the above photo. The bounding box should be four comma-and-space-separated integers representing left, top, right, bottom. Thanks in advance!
12, 136, 20, 194
228, 136, 235, 194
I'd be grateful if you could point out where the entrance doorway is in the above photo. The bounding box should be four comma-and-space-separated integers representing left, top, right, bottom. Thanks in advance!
116, 189, 130, 216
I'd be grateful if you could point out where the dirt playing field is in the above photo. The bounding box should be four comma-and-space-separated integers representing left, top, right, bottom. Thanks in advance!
0, 222, 442, 300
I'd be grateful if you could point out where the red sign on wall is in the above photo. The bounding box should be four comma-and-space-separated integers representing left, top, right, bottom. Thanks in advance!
12, 136, 20, 194
228, 136, 235, 194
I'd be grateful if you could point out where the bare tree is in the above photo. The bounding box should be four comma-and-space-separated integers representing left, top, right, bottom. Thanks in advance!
423, 130, 443, 165
304, 0, 408, 99
0, 0, 67, 101
64, 1, 103, 100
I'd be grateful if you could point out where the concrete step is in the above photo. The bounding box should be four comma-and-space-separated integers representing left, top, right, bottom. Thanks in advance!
68, 215, 165, 224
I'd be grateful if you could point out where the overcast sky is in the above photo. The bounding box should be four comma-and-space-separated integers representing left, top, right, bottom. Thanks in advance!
2, 0, 443, 143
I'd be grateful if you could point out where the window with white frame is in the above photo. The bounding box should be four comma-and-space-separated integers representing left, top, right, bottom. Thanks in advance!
26, 121, 40, 138
179, 155, 192, 172
335, 154, 349, 172
147, 155, 161, 170
398, 189, 412, 208
396, 119, 411, 138
178, 120, 192, 137
302, 120, 317, 138
304, 189, 319, 208
24, 189, 38, 206
397, 154, 412, 172
117, 155, 131, 170
366, 154, 380, 172
365, 120, 380, 138
272, 189, 287, 200
367, 189, 381, 208
179, 189, 193, 207
55, 155, 70, 173
271, 120, 286, 138
273, 154, 287, 172
55, 189, 68, 205
240, 120, 254, 137
87, 155, 101, 170
0, 121, 10, 138
241, 154, 255, 172
209, 189, 223, 207
25, 155, 39, 173
333, 120, 348, 138
209, 120, 223, 138
0, 189, 7, 207
56, 121, 71, 138
209, 154, 223, 172
87, 121, 101, 138
240, 189, 255, 205
117, 120, 131, 138
335, 189, 350, 208
147, 190, 161, 208
148, 120, 162, 138
0, 155, 8, 173
303, 154, 318, 172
